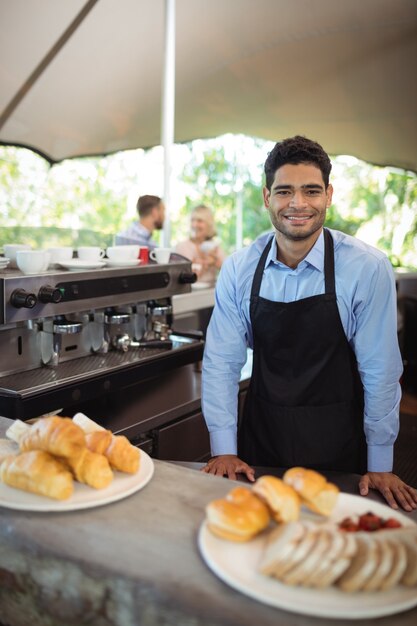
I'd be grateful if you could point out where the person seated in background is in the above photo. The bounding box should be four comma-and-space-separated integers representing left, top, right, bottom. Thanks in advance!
115, 195, 165, 248
175, 205, 226, 285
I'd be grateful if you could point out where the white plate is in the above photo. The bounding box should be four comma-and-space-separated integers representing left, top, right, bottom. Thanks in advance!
0, 450, 154, 512
198, 493, 417, 620
105, 259, 141, 267
59, 260, 106, 271
191, 282, 212, 290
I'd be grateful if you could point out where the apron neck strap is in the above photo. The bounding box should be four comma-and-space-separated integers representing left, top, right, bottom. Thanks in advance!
250, 235, 273, 299
323, 228, 336, 295
251, 229, 336, 298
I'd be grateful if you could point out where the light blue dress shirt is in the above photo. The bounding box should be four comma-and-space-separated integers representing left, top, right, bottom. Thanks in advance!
202, 228, 403, 473
115, 222, 158, 248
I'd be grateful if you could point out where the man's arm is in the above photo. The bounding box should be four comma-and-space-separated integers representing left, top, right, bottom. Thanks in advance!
352, 255, 417, 509
201, 256, 254, 479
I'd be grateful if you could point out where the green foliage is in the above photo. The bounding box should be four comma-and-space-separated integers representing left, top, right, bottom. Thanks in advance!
0, 147, 135, 249
0, 140, 416, 268
173, 136, 273, 253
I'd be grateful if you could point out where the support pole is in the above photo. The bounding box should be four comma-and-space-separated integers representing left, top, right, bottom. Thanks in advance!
161, 0, 176, 246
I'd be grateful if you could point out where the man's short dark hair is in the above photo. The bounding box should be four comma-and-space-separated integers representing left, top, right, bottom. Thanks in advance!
137, 195, 161, 217
264, 136, 332, 190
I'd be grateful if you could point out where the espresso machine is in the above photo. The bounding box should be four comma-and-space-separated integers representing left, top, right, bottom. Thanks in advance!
0, 256, 202, 421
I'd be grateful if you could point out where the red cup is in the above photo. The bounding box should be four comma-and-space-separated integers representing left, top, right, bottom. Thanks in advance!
139, 247, 149, 264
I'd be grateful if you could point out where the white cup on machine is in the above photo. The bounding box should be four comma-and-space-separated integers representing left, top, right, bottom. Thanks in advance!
3, 244, 32, 268
77, 246, 105, 262
48, 246, 73, 266
16, 250, 51, 274
150, 248, 172, 264
106, 245, 139, 261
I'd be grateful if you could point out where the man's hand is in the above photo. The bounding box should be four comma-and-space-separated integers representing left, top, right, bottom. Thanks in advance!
201, 454, 255, 482
359, 472, 417, 511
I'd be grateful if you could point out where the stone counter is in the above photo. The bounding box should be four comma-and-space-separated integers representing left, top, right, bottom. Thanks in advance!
0, 415, 416, 626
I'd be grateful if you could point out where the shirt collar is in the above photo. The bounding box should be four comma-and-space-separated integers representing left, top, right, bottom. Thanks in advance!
266, 229, 325, 272
136, 222, 151, 241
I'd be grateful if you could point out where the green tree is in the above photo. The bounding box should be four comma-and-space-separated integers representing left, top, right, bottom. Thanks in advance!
173, 136, 272, 253
1, 141, 416, 268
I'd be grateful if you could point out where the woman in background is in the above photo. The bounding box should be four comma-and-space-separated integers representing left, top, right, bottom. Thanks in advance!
175, 205, 226, 285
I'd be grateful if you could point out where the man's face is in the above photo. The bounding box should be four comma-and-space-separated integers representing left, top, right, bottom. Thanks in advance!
263, 163, 333, 242
154, 202, 165, 230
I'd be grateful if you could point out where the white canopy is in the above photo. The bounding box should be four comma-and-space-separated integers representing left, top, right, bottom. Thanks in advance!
1, 0, 416, 170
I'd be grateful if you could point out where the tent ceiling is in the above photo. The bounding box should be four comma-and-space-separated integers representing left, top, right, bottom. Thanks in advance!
0, 0, 416, 170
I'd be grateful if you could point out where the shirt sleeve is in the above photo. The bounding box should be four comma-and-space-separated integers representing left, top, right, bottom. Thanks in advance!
350, 256, 403, 472
202, 257, 249, 456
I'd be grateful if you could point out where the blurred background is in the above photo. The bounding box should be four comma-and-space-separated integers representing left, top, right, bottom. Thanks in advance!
1, 138, 416, 268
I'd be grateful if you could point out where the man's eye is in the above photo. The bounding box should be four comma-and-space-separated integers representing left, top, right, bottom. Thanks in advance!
306, 189, 321, 195
276, 190, 290, 195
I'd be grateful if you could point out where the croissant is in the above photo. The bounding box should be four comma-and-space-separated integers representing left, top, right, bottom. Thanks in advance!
86, 431, 140, 474
0, 450, 74, 500
19, 416, 86, 459
63, 448, 114, 489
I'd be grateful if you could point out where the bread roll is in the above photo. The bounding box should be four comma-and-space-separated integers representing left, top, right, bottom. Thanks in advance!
206, 487, 270, 542
283, 467, 339, 516
19, 416, 86, 459
304, 482, 340, 516
252, 475, 300, 523
0, 450, 74, 500
283, 467, 327, 499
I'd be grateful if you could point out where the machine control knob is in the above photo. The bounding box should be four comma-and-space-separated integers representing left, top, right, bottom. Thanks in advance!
10, 288, 37, 309
179, 271, 197, 284
38, 285, 63, 304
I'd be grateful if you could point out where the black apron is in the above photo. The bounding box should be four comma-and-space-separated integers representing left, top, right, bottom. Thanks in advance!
238, 229, 367, 473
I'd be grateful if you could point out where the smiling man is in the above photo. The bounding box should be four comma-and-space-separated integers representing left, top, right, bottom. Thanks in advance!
201, 135, 417, 512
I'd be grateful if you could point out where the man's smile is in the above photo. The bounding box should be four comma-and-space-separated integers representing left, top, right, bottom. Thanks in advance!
284, 214, 313, 222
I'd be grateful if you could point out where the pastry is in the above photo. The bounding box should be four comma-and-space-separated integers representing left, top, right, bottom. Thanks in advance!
252, 475, 300, 522
0, 450, 74, 500
206, 486, 270, 542
19, 415, 86, 459
283, 467, 339, 516
86, 431, 140, 474
64, 448, 113, 489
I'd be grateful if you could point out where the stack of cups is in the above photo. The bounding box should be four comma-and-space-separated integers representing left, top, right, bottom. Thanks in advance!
3, 244, 32, 269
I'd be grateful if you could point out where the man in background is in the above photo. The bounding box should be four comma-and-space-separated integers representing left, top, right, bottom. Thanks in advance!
115, 195, 165, 248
